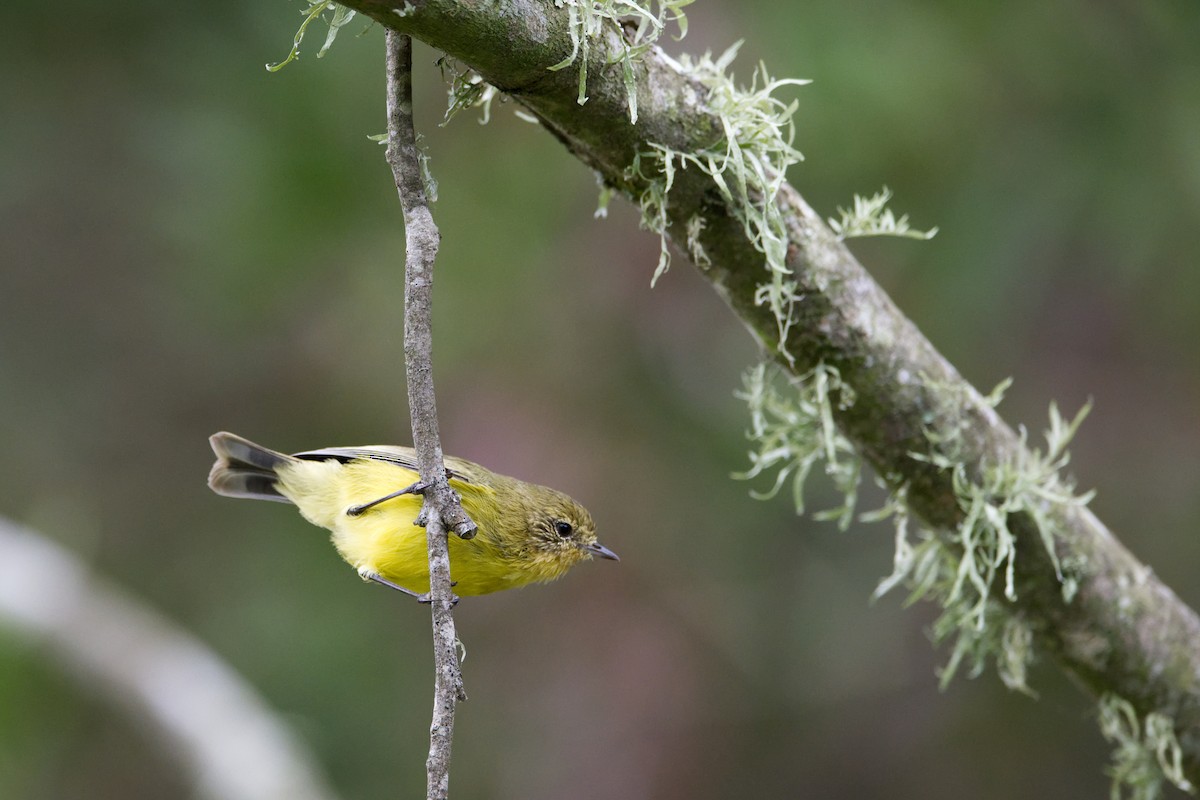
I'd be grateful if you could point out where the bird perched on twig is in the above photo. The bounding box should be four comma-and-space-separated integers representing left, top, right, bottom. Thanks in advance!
207, 432, 618, 599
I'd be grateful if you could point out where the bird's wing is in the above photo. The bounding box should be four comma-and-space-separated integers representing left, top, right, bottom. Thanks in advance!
292, 446, 474, 484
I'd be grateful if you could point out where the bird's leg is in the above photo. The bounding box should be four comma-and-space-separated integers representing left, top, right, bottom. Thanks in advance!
364, 572, 423, 599
345, 468, 459, 517
346, 481, 426, 516
365, 571, 462, 605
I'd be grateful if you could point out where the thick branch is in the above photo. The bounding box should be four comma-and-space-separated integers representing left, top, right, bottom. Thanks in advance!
351, 0, 1200, 784
384, 30, 474, 800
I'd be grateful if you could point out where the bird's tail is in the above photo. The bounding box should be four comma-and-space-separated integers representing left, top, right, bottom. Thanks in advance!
207, 432, 296, 504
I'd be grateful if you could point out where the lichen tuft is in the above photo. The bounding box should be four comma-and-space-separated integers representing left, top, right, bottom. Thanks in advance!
628, 44, 809, 356
827, 186, 938, 242
267, 1, 357, 72
869, 382, 1093, 691
1099, 694, 1196, 799
439, 57, 500, 125
734, 362, 861, 529
549, 0, 693, 123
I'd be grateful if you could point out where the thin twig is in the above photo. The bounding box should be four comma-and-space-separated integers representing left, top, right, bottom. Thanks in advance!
384, 30, 475, 800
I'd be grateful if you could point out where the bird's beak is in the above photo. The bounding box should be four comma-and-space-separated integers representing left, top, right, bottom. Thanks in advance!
586, 541, 620, 562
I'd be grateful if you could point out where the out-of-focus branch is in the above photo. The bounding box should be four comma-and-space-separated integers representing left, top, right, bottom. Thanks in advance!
0, 517, 341, 800
340, 0, 1200, 785
384, 30, 474, 800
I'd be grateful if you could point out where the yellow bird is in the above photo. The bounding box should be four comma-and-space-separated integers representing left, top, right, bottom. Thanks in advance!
207, 432, 617, 598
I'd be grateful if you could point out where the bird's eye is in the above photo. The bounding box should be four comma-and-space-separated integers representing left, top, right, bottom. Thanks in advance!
554, 520, 573, 538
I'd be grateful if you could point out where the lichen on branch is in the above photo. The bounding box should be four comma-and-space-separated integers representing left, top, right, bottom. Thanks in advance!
871, 378, 1092, 690
734, 361, 860, 530
267, 1, 357, 72
827, 186, 938, 242
1100, 694, 1195, 800
549, 0, 694, 122
735, 366, 1090, 695
629, 43, 809, 358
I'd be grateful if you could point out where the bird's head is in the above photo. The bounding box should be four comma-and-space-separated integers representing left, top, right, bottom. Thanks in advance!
522, 488, 618, 578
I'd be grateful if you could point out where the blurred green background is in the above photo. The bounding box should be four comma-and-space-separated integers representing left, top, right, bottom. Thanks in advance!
2, 1, 1199, 797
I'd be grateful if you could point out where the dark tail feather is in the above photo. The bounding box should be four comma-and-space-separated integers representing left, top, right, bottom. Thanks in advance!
208, 432, 296, 504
